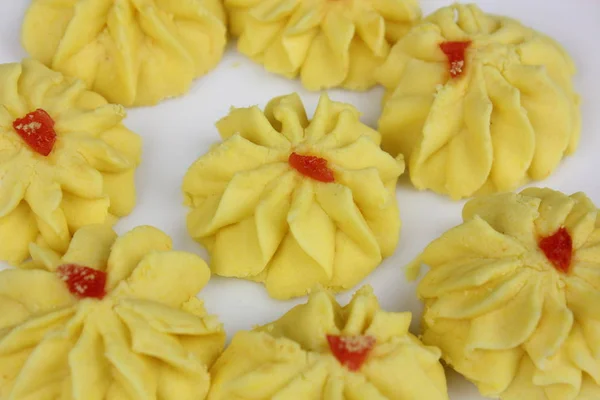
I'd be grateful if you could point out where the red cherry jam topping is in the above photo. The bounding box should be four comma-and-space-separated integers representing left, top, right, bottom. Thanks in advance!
57, 264, 107, 299
288, 152, 335, 183
440, 41, 472, 78
13, 109, 57, 156
538, 227, 573, 274
327, 334, 376, 371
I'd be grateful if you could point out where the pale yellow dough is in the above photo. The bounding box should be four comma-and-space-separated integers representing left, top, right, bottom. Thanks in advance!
0, 59, 141, 266
0, 224, 226, 400
376, 3, 580, 199
208, 285, 448, 399
183, 93, 405, 300
225, 0, 420, 91
418, 188, 600, 399
22, 0, 227, 107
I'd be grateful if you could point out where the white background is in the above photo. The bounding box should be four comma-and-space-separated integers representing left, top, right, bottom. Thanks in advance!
1, 1, 599, 398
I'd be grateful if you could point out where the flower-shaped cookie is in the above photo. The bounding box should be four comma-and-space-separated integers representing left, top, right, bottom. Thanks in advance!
208, 285, 448, 399
418, 188, 600, 399
226, 0, 420, 91
183, 93, 405, 299
22, 0, 227, 107
0, 59, 141, 265
0, 224, 225, 399
376, 4, 580, 199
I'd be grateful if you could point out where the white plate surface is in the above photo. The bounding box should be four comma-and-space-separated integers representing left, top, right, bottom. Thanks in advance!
1, 1, 599, 398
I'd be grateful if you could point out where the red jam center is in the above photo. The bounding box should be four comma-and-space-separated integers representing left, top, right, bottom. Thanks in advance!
57, 264, 107, 299
440, 41, 472, 78
288, 152, 335, 183
13, 109, 57, 156
538, 227, 573, 274
326, 334, 376, 371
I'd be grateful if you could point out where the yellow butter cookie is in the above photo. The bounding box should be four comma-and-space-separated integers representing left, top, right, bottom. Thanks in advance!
0, 224, 225, 399
183, 93, 404, 299
0, 59, 141, 265
208, 285, 448, 399
22, 0, 227, 107
418, 188, 600, 399
226, 0, 420, 90
377, 4, 580, 199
